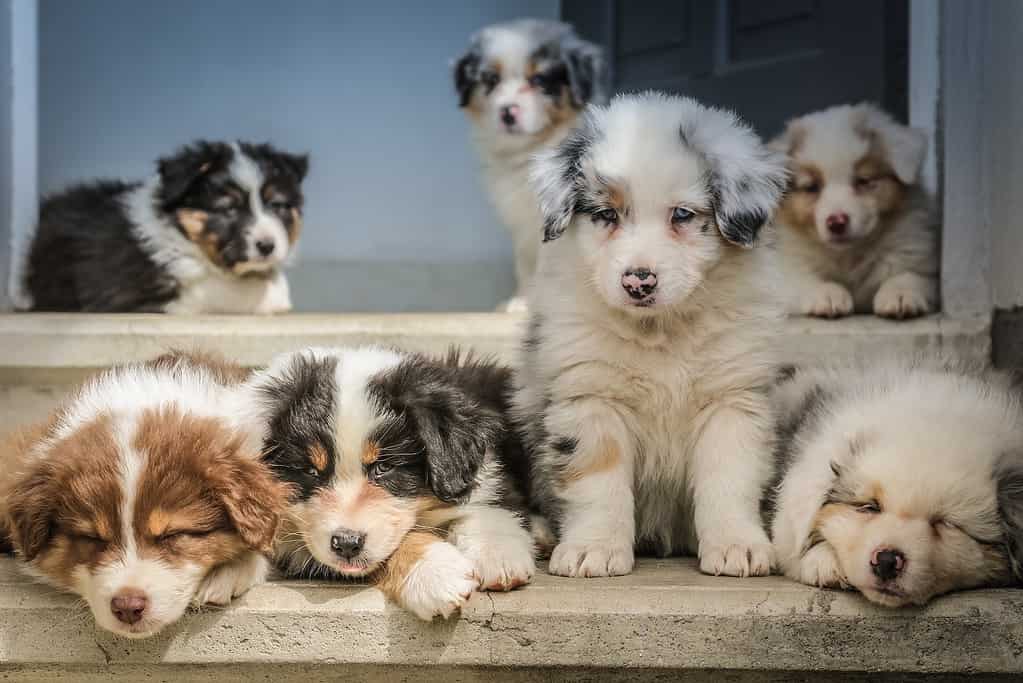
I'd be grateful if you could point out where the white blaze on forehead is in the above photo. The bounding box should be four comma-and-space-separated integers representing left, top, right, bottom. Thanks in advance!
483, 27, 532, 75
796, 110, 871, 180
228, 142, 290, 268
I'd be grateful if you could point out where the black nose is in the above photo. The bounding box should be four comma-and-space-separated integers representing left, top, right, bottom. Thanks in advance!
871, 549, 905, 581
621, 268, 658, 300
500, 105, 517, 126
255, 239, 275, 257
330, 529, 366, 560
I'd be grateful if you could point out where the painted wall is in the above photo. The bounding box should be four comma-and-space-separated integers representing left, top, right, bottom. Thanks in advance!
38, 0, 558, 311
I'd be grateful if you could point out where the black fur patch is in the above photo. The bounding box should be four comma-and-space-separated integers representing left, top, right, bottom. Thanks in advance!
717, 209, 769, 247
453, 46, 482, 107
257, 354, 339, 502
996, 455, 1023, 582
541, 123, 595, 242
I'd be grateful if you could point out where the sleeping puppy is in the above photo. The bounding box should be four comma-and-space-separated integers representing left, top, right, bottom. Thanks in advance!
240, 346, 535, 620
454, 19, 606, 311
517, 93, 788, 578
770, 103, 938, 319
768, 358, 1023, 606
0, 350, 287, 638
21, 140, 307, 314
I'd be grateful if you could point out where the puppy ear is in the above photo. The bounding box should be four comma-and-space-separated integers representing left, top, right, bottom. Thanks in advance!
680, 103, 788, 247
278, 152, 309, 183
157, 140, 232, 207
453, 43, 482, 108
209, 441, 289, 553
5, 459, 56, 561
531, 119, 596, 242
857, 104, 927, 185
767, 120, 806, 158
562, 36, 607, 107
996, 455, 1023, 582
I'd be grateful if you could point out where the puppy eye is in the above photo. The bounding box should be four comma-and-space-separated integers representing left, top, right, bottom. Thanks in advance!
592, 208, 619, 225
671, 207, 695, 224
158, 529, 212, 543
798, 182, 821, 194
268, 199, 291, 212
854, 177, 877, 191
480, 70, 500, 89
528, 73, 548, 89
370, 461, 395, 478
856, 500, 881, 514
71, 531, 107, 545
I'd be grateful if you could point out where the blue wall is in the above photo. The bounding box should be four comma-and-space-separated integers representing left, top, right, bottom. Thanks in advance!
38, 0, 558, 310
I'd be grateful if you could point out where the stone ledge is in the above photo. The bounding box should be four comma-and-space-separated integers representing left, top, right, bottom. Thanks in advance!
0, 558, 1020, 678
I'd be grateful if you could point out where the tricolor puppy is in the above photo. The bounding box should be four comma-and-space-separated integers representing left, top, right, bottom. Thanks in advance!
241, 347, 535, 620
768, 358, 1023, 606
21, 140, 307, 314
517, 93, 787, 578
454, 19, 606, 311
770, 103, 938, 319
0, 351, 287, 638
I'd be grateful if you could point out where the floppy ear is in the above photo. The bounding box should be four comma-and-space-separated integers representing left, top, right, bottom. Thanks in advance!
680, 105, 788, 247
277, 152, 309, 183
5, 460, 57, 561
996, 455, 1023, 582
209, 441, 289, 553
531, 118, 596, 242
858, 104, 927, 185
156, 140, 232, 207
562, 36, 607, 107
453, 43, 482, 108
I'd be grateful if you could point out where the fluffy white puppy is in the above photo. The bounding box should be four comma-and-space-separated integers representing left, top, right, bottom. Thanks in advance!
515, 92, 788, 578
768, 358, 1023, 606
771, 103, 938, 319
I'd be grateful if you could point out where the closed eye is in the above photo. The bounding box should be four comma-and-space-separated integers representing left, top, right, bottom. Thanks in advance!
591, 208, 619, 226
855, 500, 881, 514
854, 176, 878, 191
158, 528, 214, 542
797, 182, 821, 194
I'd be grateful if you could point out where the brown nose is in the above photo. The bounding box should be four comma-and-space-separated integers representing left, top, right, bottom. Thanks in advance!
110, 589, 149, 625
621, 268, 657, 300
826, 212, 850, 236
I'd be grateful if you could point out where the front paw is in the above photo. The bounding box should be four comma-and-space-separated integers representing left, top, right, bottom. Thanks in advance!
873, 281, 932, 319
797, 543, 849, 588
465, 532, 536, 592
255, 275, 293, 315
400, 542, 478, 621
801, 282, 854, 318
194, 553, 270, 606
548, 542, 634, 578
699, 537, 774, 578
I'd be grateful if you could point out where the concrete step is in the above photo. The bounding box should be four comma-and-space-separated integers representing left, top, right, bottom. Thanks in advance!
1, 557, 1021, 681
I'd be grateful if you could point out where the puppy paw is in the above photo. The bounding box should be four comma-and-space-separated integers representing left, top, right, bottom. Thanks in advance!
466, 532, 536, 592
873, 281, 932, 319
194, 553, 270, 606
499, 296, 529, 314
255, 274, 293, 315
400, 542, 478, 621
699, 539, 774, 578
801, 282, 854, 318
797, 543, 849, 589
548, 542, 634, 578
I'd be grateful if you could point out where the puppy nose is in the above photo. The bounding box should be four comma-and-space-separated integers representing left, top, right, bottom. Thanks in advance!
826, 212, 850, 236
621, 268, 658, 300
871, 548, 906, 581
330, 529, 366, 560
255, 239, 275, 257
110, 589, 149, 625
500, 104, 519, 127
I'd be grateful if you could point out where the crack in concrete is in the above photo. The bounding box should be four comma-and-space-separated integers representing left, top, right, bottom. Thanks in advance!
93, 638, 111, 665
468, 593, 534, 648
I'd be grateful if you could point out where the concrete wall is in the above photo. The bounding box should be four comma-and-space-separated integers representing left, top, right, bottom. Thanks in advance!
37, 0, 558, 311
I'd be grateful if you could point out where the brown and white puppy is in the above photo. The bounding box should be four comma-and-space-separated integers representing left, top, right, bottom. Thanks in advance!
768, 357, 1023, 606
454, 19, 606, 311
0, 351, 287, 638
240, 346, 536, 620
770, 103, 938, 319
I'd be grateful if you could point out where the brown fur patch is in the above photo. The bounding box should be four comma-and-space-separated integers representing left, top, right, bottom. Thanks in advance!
147, 349, 251, 385
777, 164, 823, 239
853, 152, 906, 216
562, 436, 621, 484
374, 530, 449, 602
176, 210, 225, 267
309, 443, 330, 472
360, 442, 380, 466
288, 207, 303, 245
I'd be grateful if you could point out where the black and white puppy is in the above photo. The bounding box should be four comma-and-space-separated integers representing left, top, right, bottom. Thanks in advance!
517, 93, 788, 578
239, 346, 536, 620
21, 141, 308, 314
454, 19, 606, 311
768, 358, 1023, 606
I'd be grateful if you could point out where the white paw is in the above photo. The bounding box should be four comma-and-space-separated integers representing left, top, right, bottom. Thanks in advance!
498, 296, 529, 314
400, 542, 478, 621
255, 274, 293, 315
464, 529, 536, 592
797, 543, 849, 589
699, 538, 774, 577
802, 282, 854, 318
548, 542, 634, 578
873, 282, 932, 319
194, 553, 270, 606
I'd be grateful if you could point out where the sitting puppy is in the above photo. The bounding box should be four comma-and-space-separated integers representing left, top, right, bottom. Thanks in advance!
454, 19, 606, 311
768, 358, 1023, 606
770, 103, 938, 319
21, 141, 307, 314
0, 351, 287, 638
517, 93, 788, 578
240, 346, 535, 620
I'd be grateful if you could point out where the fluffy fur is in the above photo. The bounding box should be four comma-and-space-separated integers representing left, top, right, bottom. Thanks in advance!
22, 141, 308, 314
454, 19, 606, 311
516, 92, 788, 578
0, 350, 287, 638
768, 357, 1023, 606
770, 103, 938, 319
239, 346, 535, 620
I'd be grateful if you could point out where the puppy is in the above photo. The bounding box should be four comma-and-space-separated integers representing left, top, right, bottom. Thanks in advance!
454, 19, 606, 311
770, 103, 938, 319
0, 350, 287, 638
517, 93, 788, 578
768, 358, 1023, 606
21, 141, 308, 314
240, 346, 536, 620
